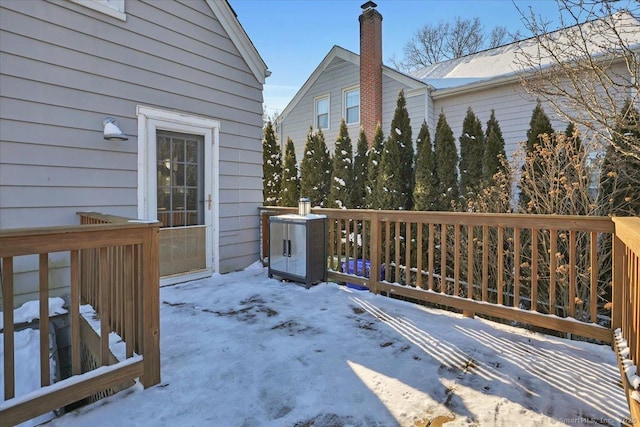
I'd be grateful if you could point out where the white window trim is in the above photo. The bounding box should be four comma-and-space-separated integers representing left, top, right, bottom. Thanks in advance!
314, 94, 330, 130
69, 0, 127, 21
343, 85, 360, 125
137, 105, 220, 276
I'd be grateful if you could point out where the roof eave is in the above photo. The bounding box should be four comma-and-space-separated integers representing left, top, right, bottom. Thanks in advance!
431, 74, 521, 99
206, 0, 270, 85
431, 45, 640, 99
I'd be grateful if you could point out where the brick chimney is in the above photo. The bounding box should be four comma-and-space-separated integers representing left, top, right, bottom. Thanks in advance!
359, 1, 383, 146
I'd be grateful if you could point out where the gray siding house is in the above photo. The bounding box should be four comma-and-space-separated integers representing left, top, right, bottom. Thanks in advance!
0, 0, 269, 305
278, 3, 639, 167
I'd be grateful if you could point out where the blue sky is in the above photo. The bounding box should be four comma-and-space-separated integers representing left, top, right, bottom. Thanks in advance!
230, 0, 562, 115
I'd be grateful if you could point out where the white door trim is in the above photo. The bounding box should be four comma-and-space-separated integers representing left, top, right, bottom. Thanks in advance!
137, 105, 220, 275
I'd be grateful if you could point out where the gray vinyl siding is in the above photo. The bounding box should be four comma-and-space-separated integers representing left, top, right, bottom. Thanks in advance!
280, 60, 361, 159
380, 75, 425, 149
0, 0, 264, 306
432, 83, 566, 159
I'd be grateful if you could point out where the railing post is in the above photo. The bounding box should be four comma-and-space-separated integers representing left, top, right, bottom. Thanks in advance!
2, 257, 15, 401
369, 211, 380, 294
140, 224, 161, 387
611, 233, 625, 341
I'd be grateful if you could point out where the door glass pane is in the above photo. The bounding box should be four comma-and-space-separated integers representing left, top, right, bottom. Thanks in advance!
174, 139, 185, 162
186, 212, 199, 226
157, 130, 204, 229
158, 137, 170, 160
175, 164, 185, 186
186, 140, 198, 163
186, 188, 198, 210
157, 187, 170, 210
172, 188, 184, 211
185, 164, 198, 187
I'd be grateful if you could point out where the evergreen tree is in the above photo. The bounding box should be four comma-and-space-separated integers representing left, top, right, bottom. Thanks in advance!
482, 109, 507, 183
519, 101, 554, 212
280, 137, 300, 207
412, 120, 436, 211
374, 127, 405, 210
458, 107, 485, 199
526, 100, 555, 153
353, 128, 368, 209
365, 124, 384, 209
300, 127, 331, 207
599, 100, 640, 217
262, 120, 281, 206
388, 89, 414, 209
328, 119, 355, 209
433, 112, 459, 211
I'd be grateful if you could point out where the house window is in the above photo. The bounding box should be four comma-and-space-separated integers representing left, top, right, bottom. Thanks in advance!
344, 88, 360, 124
69, 0, 126, 21
315, 96, 329, 130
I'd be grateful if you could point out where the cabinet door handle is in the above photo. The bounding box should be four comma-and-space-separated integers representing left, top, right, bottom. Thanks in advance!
283, 239, 287, 257
288, 240, 292, 257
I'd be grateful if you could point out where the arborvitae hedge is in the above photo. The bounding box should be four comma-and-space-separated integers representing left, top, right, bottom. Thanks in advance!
483, 109, 507, 183
526, 101, 555, 153
328, 119, 355, 209
300, 127, 331, 207
280, 137, 300, 207
365, 124, 384, 209
374, 126, 405, 210
262, 120, 281, 206
353, 128, 368, 209
412, 120, 435, 211
519, 101, 554, 212
433, 112, 459, 211
458, 107, 484, 199
389, 89, 414, 210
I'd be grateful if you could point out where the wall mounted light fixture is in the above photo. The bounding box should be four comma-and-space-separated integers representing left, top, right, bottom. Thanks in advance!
103, 117, 128, 141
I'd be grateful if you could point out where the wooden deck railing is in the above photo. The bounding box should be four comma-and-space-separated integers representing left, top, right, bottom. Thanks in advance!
260, 207, 614, 341
612, 217, 640, 425
0, 213, 160, 426
260, 207, 639, 423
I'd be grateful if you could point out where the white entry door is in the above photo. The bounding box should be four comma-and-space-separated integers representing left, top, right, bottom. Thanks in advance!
137, 105, 220, 284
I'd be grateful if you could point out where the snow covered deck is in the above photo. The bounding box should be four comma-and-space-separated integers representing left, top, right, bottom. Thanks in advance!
49, 264, 629, 426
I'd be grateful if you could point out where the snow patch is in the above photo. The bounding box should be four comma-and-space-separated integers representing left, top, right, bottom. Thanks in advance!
0, 297, 67, 330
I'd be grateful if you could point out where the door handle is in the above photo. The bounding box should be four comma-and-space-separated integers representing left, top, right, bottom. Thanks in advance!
288, 240, 292, 257
283, 239, 287, 257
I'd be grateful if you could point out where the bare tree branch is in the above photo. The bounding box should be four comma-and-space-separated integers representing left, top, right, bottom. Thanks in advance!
489, 26, 508, 48
515, 0, 640, 161
400, 17, 516, 70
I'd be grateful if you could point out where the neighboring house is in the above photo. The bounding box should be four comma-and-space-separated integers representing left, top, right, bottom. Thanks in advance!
0, 0, 269, 306
278, 2, 640, 162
